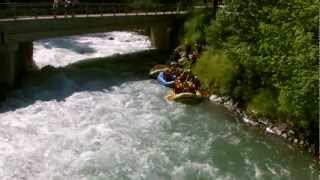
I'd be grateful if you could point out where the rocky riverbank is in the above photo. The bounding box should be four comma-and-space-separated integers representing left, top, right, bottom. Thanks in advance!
209, 94, 319, 163
160, 44, 319, 164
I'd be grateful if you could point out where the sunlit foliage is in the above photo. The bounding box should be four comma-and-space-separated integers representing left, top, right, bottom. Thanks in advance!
186, 0, 319, 141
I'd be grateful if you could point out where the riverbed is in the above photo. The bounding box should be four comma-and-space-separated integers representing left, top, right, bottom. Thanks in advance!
0, 32, 317, 180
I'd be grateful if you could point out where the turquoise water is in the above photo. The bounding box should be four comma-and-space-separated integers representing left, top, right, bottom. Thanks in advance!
0, 33, 317, 180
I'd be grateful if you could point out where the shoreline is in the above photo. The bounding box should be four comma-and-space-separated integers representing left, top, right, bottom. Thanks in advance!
161, 43, 319, 164
208, 94, 320, 164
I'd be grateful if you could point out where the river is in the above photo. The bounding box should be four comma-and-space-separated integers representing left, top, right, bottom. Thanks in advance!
0, 32, 317, 180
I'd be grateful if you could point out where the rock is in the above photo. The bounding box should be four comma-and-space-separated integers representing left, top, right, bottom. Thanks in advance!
222, 97, 230, 102
108, 37, 114, 40
258, 119, 268, 126
180, 52, 186, 57
242, 115, 258, 126
299, 140, 304, 146
224, 100, 236, 111
293, 139, 298, 144
278, 123, 288, 131
170, 61, 178, 66
235, 109, 241, 114
224, 100, 235, 107
272, 127, 282, 135
305, 142, 310, 147
209, 95, 223, 103
41, 65, 56, 73
266, 127, 275, 134
178, 57, 188, 63
281, 133, 288, 139
288, 130, 295, 135
174, 46, 183, 52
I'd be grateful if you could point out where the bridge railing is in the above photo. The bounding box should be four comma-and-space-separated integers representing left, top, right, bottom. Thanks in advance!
0, 3, 211, 20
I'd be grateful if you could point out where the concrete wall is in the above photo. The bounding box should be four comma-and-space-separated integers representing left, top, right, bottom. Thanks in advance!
150, 24, 171, 51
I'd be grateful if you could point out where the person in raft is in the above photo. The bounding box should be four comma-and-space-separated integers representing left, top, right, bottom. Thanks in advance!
173, 71, 200, 94
163, 69, 176, 82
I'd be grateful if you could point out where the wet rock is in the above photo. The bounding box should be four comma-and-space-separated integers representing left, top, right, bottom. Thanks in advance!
266, 127, 275, 134
272, 127, 282, 135
222, 97, 230, 102
209, 95, 223, 103
108, 37, 114, 40
242, 115, 258, 126
258, 119, 268, 126
224, 100, 237, 111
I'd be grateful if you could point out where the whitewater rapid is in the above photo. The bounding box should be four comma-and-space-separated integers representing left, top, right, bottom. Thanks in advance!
0, 31, 317, 180
33, 31, 152, 68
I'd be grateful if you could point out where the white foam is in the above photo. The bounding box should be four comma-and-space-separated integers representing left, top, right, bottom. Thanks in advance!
33, 31, 152, 68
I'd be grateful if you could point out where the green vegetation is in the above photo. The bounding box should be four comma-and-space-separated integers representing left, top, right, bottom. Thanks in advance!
182, 9, 211, 45
184, 0, 319, 143
192, 49, 237, 94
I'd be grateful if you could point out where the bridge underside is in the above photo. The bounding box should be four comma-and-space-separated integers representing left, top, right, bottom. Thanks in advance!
0, 14, 185, 87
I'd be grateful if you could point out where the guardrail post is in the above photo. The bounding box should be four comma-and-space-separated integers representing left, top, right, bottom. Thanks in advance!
53, 8, 57, 19
33, 8, 37, 19
13, 3, 17, 20
85, 5, 88, 17
71, 6, 75, 18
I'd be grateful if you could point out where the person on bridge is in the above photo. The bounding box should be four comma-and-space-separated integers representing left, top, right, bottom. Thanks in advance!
63, 0, 71, 16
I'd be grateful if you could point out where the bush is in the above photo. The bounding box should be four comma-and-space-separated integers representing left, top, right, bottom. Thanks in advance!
247, 90, 277, 117
192, 50, 238, 94
184, 0, 319, 142
182, 9, 211, 45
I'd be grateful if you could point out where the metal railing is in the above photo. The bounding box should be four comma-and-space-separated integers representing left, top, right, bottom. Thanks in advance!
0, 3, 212, 20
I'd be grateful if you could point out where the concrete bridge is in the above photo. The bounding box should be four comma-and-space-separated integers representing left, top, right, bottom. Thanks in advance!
0, 3, 207, 87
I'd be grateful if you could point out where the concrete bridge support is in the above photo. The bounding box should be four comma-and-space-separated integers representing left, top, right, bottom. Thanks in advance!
150, 24, 172, 51
0, 41, 35, 88
0, 43, 17, 87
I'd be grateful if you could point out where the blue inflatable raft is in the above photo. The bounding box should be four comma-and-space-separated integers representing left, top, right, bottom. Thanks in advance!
157, 72, 176, 87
